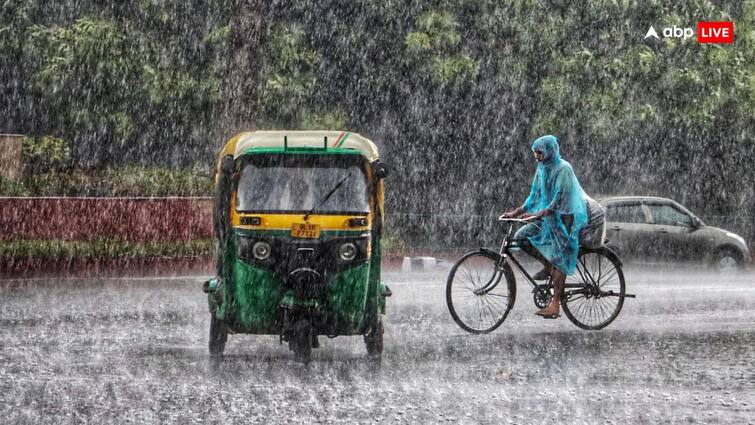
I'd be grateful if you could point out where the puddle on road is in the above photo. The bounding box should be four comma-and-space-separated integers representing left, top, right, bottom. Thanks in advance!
1, 269, 754, 423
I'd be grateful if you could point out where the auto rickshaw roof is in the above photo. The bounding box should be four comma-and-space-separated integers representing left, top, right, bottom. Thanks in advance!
232, 131, 379, 162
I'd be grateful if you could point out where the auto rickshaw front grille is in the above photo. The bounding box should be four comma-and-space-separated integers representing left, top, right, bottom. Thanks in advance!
287, 268, 325, 299
235, 235, 370, 286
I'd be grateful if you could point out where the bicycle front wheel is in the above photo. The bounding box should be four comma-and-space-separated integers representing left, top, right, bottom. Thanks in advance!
446, 250, 516, 334
562, 247, 626, 330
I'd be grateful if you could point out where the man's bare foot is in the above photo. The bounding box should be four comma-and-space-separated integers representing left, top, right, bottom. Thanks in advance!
535, 304, 560, 318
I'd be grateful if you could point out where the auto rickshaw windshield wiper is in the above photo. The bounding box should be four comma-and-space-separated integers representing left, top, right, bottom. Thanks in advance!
304, 172, 352, 220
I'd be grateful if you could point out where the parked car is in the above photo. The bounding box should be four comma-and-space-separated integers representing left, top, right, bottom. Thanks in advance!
599, 196, 751, 271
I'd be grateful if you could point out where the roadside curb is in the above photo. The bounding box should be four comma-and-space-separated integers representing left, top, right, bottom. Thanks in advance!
0, 256, 214, 279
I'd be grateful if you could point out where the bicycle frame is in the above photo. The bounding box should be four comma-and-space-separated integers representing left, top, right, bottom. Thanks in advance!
496, 219, 595, 295
493, 218, 635, 299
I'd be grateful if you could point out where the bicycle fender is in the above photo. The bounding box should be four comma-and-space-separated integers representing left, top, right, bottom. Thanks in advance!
599, 246, 623, 267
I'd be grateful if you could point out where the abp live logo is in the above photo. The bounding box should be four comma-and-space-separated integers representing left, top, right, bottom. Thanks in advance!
644, 21, 734, 44
697, 22, 734, 44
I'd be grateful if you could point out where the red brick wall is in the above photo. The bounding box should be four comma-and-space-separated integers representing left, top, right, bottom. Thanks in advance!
0, 197, 214, 242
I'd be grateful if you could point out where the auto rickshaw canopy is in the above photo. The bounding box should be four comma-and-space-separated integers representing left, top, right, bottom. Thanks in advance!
218, 131, 380, 163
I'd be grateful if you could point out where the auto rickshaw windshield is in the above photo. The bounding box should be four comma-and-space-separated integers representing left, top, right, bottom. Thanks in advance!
236, 153, 370, 215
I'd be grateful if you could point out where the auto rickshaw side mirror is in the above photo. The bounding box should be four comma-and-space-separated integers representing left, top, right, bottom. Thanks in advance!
371, 160, 389, 180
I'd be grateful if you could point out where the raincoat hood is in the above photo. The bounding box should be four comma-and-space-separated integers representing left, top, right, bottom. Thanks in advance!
531, 135, 561, 168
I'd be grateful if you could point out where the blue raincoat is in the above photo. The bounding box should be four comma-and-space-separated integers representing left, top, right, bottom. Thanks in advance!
522, 135, 587, 275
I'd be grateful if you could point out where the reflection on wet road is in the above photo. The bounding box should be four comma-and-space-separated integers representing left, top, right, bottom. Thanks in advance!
1, 267, 753, 423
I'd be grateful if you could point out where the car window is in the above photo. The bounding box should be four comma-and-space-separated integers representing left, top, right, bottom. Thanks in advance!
648, 204, 692, 227
605, 203, 648, 224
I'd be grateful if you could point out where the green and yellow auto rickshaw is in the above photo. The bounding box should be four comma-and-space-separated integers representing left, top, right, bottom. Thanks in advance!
203, 131, 390, 361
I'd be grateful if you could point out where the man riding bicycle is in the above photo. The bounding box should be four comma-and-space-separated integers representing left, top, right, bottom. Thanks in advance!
501, 135, 604, 319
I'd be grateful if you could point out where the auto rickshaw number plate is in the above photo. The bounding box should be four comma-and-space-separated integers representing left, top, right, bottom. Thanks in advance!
292, 222, 321, 238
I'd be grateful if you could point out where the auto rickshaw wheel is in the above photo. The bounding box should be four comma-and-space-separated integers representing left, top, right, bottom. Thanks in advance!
290, 319, 312, 362
364, 318, 384, 357
209, 315, 227, 357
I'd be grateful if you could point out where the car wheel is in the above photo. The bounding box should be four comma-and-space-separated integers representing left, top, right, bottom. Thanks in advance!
712, 247, 743, 273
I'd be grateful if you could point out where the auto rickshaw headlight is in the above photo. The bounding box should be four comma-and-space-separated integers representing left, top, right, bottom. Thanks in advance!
253, 241, 271, 260
339, 243, 357, 261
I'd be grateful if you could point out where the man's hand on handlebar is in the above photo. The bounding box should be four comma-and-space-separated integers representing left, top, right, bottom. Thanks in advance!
499, 207, 549, 221
522, 209, 552, 222
519, 213, 539, 222
500, 207, 523, 219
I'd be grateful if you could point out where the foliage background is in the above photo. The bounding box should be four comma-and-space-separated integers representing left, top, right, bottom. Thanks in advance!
1, 0, 753, 248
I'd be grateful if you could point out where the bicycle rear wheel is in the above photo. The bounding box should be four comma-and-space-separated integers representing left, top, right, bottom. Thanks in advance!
562, 247, 626, 330
446, 250, 516, 334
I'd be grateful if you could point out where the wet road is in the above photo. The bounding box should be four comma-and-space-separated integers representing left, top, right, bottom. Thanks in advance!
1, 266, 754, 424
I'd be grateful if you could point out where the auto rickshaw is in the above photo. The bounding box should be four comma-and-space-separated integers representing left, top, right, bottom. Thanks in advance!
203, 131, 390, 361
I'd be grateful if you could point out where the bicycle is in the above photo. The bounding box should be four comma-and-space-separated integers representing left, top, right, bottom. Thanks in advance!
446, 217, 635, 333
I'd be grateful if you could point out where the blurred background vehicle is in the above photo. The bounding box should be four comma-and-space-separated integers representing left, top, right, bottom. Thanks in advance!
600, 196, 750, 271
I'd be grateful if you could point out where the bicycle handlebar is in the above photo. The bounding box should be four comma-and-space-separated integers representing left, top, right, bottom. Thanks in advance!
497, 216, 540, 223
498, 217, 526, 222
